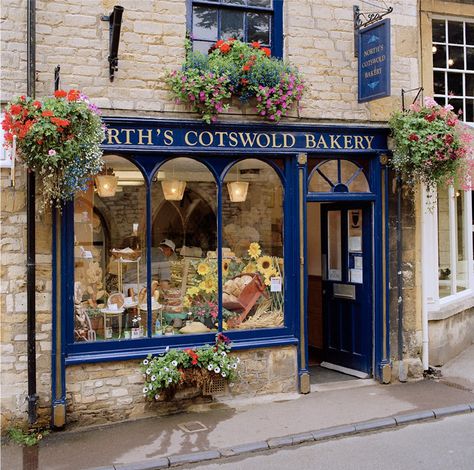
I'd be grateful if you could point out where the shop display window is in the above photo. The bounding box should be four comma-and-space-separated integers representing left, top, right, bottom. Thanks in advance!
73, 155, 147, 342
72, 155, 286, 344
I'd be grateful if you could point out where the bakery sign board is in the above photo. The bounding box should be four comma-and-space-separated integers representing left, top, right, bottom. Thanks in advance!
358, 19, 391, 103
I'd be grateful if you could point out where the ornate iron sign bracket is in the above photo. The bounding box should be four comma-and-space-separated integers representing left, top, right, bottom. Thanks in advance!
354, 3, 393, 57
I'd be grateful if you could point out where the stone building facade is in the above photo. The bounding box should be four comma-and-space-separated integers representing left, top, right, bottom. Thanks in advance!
2, 0, 466, 430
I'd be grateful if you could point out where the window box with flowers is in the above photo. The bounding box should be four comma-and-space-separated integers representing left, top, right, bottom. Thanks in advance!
388, 97, 473, 191
167, 38, 305, 124
141, 333, 240, 401
1, 90, 105, 208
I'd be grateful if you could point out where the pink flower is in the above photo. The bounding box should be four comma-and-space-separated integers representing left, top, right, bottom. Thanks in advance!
424, 96, 438, 108
48, 149, 56, 156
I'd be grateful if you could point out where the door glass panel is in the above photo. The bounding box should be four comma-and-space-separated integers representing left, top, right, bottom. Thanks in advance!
348, 209, 363, 284
74, 155, 147, 342
327, 211, 342, 281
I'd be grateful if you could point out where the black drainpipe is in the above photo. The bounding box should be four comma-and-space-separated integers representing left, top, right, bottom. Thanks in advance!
27, 0, 38, 425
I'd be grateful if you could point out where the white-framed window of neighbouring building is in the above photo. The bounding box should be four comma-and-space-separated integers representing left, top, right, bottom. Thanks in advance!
432, 17, 474, 123
422, 187, 474, 307
190, 0, 283, 57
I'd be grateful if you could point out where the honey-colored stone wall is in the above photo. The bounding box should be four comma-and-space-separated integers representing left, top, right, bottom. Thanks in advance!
65, 346, 297, 428
1, 0, 422, 428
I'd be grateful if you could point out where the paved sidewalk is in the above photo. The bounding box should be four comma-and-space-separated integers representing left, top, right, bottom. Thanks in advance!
440, 344, 474, 392
1, 378, 473, 470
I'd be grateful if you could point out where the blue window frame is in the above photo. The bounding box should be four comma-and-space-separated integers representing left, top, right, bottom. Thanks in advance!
189, 0, 283, 58
63, 152, 298, 364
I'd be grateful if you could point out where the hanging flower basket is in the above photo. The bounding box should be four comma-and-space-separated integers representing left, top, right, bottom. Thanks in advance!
167, 38, 305, 124
388, 96, 473, 191
2, 90, 105, 208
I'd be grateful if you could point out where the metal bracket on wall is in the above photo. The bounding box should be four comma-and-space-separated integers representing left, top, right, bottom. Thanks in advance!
353, 3, 393, 57
101, 6, 124, 82
401, 87, 424, 111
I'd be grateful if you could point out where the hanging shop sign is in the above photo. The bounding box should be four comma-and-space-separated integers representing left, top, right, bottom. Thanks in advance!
358, 19, 391, 103
102, 119, 388, 153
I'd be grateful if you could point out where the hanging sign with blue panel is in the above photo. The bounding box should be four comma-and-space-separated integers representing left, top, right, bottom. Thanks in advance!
358, 19, 391, 103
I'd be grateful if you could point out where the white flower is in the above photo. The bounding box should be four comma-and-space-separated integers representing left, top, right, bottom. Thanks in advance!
168, 378, 173, 383
143, 386, 148, 393
151, 375, 156, 381
143, 359, 149, 365
236, 357, 241, 363
207, 364, 213, 371
146, 368, 151, 375
222, 372, 227, 378
164, 367, 169, 372
232, 363, 237, 369
155, 394, 160, 400
165, 346, 170, 352
221, 351, 227, 357
171, 360, 178, 367
214, 367, 221, 374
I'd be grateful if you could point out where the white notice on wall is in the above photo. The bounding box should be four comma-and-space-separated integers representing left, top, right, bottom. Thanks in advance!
329, 269, 342, 281
270, 276, 282, 292
354, 256, 363, 269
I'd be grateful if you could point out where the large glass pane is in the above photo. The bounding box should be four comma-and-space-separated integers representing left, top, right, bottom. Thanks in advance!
438, 189, 451, 298
467, 23, 474, 46
466, 99, 474, 123
467, 48, 474, 70
448, 21, 464, 45
222, 159, 284, 330
432, 19, 446, 42
466, 74, 474, 96
433, 71, 446, 95
249, 0, 272, 7
448, 46, 464, 70
74, 155, 147, 342
447, 72, 463, 96
448, 97, 464, 116
456, 191, 467, 293
152, 158, 217, 335
193, 40, 214, 55
348, 210, 363, 284
221, 10, 244, 40
433, 45, 446, 68
247, 12, 270, 44
193, 6, 218, 41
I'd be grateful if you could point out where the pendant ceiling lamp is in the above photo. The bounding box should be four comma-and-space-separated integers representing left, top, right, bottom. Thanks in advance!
95, 166, 118, 197
162, 179, 186, 201
227, 181, 249, 202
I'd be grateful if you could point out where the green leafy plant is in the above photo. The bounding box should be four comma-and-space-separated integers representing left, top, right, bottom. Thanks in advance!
389, 96, 473, 190
141, 333, 239, 400
7, 426, 50, 447
2, 90, 105, 208
167, 38, 305, 123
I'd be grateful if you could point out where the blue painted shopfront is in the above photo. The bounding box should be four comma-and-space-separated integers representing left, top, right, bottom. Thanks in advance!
52, 118, 390, 415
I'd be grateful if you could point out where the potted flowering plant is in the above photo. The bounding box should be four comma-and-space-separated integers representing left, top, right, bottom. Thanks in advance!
141, 333, 239, 401
2, 90, 105, 208
389, 97, 473, 190
167, 38, 305, 123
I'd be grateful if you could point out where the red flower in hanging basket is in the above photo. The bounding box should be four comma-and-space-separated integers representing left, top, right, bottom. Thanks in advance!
54, 90, 67, 98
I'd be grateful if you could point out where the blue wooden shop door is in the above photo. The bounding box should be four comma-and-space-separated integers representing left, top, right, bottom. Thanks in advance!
321, 203, 372, 374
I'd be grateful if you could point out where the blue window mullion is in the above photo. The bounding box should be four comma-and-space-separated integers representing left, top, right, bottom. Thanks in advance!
146, 176, 152, 338
217, 177, 223, 332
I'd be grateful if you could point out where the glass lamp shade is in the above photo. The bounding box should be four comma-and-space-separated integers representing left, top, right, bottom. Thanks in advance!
227, 181, 249, 202
95, 175, 118, 197
161, 180, 186, 200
